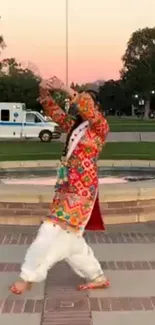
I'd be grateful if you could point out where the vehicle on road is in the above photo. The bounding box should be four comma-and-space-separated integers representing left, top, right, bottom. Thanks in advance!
0, 102, 61, 142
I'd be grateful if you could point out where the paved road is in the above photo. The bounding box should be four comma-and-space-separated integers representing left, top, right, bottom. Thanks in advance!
59, 132, 155, 143
1, 132, 155, 143
0, 222, 155, 324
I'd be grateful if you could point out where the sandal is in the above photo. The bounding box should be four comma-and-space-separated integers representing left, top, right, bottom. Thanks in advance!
9, 281, 32, 295
77, 279, 110, 291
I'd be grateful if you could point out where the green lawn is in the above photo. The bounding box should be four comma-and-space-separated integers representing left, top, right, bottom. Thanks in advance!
107, 116, 155, 132
0, 141, 155, 161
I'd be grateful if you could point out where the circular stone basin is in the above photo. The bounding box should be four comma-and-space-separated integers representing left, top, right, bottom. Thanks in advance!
0, 165, 155, 226
1, 166, 155, 185
2, 176, 127, 185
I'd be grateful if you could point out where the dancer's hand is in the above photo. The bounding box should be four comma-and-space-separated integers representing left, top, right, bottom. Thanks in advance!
40, 77, 79, 102
39, 79, 50, 90
39, 78, 63, 90
47, 76, 64, 90
46, 76, 78, 100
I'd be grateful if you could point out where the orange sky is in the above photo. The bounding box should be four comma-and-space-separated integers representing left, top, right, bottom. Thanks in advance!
1, 0, 155, 83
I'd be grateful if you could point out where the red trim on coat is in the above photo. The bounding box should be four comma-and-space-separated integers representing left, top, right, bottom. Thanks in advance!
86, 195, 105, 231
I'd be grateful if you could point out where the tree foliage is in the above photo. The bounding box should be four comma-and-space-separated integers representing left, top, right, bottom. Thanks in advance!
99, 80, 131, 114
121, 27, 155, 117
0, 35, 5, 51
1, 26, 155, 117
0, 58, 41, 109
0, 17, 6, 56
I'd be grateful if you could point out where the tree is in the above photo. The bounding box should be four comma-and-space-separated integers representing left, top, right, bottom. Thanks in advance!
70, 80, 105, 92
70, 82, 86, 92
0, 35, 5, 51
99, 79, 131, 115
121, 27, 155, 118
0, 58, 41, 109
0, 57, 69, 110
0, 16, 6, 54
0, 17, 6, 74
0, 58, 19, 75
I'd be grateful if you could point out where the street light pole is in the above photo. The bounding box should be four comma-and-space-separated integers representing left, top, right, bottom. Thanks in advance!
65, 0, 69, 86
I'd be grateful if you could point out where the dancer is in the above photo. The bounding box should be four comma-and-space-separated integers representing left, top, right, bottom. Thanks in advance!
10, 77, 109, 294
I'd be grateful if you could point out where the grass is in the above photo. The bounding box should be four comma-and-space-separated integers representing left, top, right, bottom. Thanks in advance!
107, 116, 155, 132
0, 141, 64, 162
0, 141, 155, 161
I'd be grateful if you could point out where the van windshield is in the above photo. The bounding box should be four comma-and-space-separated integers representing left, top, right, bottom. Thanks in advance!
39, 113, 52, 122
26, 113, 42, 123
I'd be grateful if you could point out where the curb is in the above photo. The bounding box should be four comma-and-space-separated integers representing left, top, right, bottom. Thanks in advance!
1, 160, 155, 169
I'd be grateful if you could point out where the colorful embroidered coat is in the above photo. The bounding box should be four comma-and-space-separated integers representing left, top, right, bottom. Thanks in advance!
39, 91, 109, 235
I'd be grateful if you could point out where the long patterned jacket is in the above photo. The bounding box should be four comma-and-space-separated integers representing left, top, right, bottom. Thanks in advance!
39, 90, 109, 235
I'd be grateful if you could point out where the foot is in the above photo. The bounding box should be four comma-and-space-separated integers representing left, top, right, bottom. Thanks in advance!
9, 281, 32, 295
77, 279, 110, 291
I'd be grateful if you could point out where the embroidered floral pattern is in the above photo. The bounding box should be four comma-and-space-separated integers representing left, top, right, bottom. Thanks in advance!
78, 94, 109, 140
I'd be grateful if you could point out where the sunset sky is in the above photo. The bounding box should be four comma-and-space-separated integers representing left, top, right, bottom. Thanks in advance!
1, 0, 155, 83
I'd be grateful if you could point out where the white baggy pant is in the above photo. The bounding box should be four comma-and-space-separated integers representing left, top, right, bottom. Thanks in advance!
20, 222, 104, 282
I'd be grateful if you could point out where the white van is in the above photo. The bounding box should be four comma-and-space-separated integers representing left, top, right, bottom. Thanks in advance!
0, 102, 62, 142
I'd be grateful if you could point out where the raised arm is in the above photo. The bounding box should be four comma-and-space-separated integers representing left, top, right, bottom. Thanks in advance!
39, 77, 109, 140
76, 93, 109, 141
39, 84, 74, 133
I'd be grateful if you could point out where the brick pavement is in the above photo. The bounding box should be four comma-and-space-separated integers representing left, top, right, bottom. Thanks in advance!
0, 223, 155, 325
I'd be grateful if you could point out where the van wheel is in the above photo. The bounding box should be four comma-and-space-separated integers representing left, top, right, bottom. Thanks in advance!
39, 131, 52, 142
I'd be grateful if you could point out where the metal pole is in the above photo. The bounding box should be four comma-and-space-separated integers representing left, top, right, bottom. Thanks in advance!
65, 0, 69, 86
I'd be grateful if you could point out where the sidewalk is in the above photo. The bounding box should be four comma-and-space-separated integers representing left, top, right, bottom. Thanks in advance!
107, 132, 155, 142
0, 223, 155, 325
